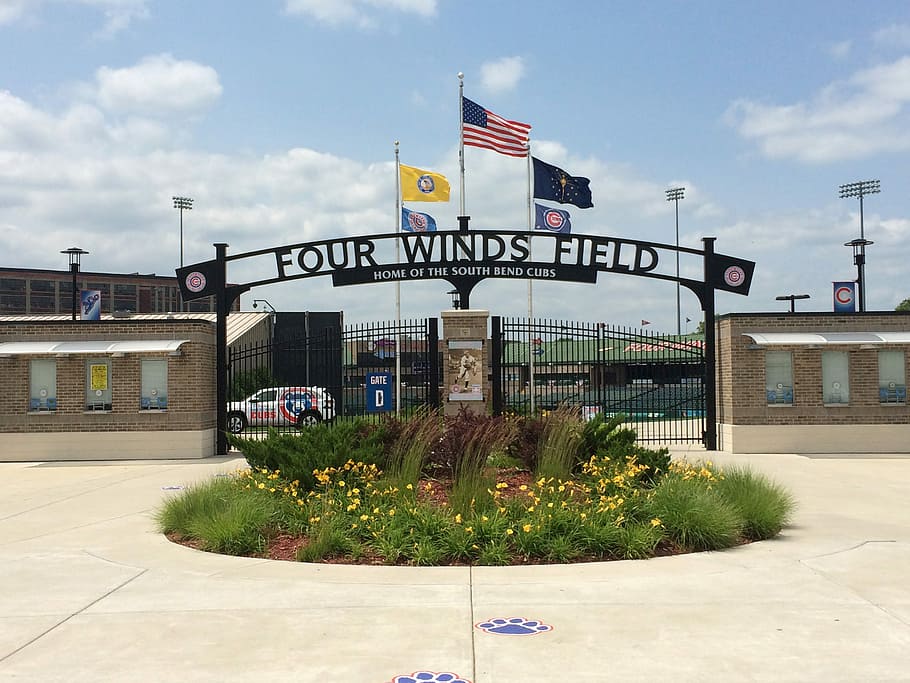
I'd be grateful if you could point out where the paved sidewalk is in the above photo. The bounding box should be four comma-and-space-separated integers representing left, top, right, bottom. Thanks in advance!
0, 451, 908, 682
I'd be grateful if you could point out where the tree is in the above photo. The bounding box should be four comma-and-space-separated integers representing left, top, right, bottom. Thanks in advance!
896, 298, 910, 312
695, 320, 705, 335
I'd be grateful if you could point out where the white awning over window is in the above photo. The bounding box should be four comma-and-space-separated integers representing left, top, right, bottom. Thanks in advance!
0, 340, 190, 356
743, 332, 910, 346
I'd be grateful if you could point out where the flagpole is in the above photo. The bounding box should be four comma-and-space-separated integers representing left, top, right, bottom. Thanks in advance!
458, 72, 466, 217
394, 141, 402, 416
526, 144, 535, 414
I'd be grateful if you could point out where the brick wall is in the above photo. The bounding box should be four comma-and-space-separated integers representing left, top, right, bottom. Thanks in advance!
716, 312, 910, 427
0, 320, 216, 435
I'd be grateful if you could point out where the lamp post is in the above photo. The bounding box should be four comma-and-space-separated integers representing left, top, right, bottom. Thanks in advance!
172, 196, 194, 268
60, 247, 89, 321
839, 180, 879, 312
665, 187, 685, 335
844, 238, 874, 312
775, 293, 810, 313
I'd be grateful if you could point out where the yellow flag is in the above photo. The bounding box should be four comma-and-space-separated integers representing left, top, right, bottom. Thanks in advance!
400, 164, 450, 202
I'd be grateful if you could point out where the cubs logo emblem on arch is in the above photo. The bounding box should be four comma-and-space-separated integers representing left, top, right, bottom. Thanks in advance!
185, 271, 207, 293
835, 286, 854, 305
723, 265, 745, 288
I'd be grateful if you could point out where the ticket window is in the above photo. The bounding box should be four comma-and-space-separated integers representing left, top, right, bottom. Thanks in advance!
29, 359, 57, 411
140, 359, 168, 410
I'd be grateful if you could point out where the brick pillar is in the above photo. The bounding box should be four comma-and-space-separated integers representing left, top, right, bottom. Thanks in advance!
441, 309, 490, 416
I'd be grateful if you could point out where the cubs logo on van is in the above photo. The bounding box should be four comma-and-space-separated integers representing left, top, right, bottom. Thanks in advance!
226, 386, 335, 434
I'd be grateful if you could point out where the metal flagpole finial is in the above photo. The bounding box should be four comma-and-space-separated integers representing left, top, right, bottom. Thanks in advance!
457, 72, 464, 80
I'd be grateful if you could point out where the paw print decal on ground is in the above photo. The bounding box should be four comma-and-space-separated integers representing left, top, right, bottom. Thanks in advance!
475, 617, 553, 636
389, 672, 471, 683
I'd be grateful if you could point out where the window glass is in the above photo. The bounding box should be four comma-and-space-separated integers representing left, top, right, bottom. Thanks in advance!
140, 359, 168, 409
765, 351, 793, 405
29, 359, 57, 411
878, 350, 906, 403
85, 358, 112, 410
822, 351, 849, 404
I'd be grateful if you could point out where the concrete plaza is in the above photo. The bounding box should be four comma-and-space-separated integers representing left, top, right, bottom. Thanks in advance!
0, 449, 908, 682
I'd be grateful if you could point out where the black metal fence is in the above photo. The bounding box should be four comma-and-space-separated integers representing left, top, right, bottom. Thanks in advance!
492, 317, 706, 444
341, 318, 440, 417
226, 318, 439, 434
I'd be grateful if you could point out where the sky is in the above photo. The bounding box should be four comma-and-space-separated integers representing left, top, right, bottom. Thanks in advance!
2, 0, 910, 332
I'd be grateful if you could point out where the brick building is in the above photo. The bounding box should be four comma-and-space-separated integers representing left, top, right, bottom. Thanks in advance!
716, 312, 910, 453
0, 266, 235, 315
0, 313, 270, 461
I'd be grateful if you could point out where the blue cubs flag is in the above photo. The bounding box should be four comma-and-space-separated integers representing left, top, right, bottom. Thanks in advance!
534, 203, 571, 234
532, 157, 593, 208
401, 207, 437, 233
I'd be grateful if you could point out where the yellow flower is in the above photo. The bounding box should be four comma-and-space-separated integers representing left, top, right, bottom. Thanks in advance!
519, 484, 528, 491
338, 481, 345, 487
465, 526, 473, 533
495, 482, 508, 490
506, 528, 514, 536
579, 512, 587, 520
257, 482, 265, 489
650, 518, 662, 527
406, 483, 413, 490
388, 509, 396, 516
522, 524, 532, 533
455, 513, 462, 524
481, 515, 489, 522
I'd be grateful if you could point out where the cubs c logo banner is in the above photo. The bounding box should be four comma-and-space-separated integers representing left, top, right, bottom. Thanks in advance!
833, 281, 856, 313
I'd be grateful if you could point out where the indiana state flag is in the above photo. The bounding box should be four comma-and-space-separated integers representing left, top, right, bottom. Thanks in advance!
400, 164, 450, 202
532, 157, 593, 208
402, 207, 437, 232
534, 203, 571, 234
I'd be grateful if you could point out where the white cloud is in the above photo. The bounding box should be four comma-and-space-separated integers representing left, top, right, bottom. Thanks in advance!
94, 54, 223, 116
283, 0, 436, 28
0, 0, 149, 34
873, 23, 910, 50
479, 56, 525, 94
0, 0, 27, 25
725, 56, 910, 163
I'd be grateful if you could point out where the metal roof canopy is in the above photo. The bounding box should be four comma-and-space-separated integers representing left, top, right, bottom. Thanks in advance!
0, 340, 189, 356
743, 332, 910, 346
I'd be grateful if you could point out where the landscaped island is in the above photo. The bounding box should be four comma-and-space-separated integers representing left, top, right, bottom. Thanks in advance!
158, 410, 794, 565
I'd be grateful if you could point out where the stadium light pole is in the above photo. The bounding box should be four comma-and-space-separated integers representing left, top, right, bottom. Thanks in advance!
666, 187, 685, 334
839, 180, 879, 312
60, 247, 89, 321
172, 196, 194, 268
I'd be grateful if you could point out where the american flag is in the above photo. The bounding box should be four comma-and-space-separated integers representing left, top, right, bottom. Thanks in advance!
462, 96, 531, 157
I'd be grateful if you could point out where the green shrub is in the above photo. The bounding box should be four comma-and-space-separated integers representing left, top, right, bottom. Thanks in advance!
228, 419, 386, 491
714, 466, 795, 540
646, 472, 744, 551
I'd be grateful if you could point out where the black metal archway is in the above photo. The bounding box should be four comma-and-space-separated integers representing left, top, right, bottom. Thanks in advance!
177, 218, 755, 455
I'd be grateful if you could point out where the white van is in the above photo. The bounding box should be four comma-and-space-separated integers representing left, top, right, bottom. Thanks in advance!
226, 386, 336, 434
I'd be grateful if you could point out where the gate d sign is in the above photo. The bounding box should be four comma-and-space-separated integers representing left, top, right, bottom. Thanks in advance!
366, 372, 392, 412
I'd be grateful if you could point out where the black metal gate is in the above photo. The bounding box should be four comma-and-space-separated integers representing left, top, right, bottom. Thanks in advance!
227, 318, 439, 434
491, 317, 706, 444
